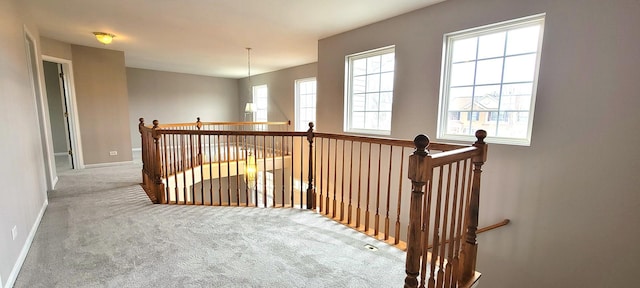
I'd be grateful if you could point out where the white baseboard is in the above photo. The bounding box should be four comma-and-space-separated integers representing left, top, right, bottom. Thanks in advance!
52, 176, 59, 189
132, 147, 142, 152
53, 152, 68, 156
5, 198, 48, 288
84, 160, 134, 169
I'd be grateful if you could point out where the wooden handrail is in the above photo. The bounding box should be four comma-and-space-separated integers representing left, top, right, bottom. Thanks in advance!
424, 219, 510, 250
153, 120, 291, 128
477, 218, 510, 234
314, 132, 468, 151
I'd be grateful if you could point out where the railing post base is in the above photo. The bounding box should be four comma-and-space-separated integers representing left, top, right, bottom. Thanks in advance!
459, 242, 478, 285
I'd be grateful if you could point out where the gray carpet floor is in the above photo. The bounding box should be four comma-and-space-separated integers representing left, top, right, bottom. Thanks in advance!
14, 163, 406, 287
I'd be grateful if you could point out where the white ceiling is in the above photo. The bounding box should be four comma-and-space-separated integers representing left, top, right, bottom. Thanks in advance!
24, 0, 444, 78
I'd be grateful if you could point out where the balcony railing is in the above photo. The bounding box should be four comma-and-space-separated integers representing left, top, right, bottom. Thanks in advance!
138, 118, 490, 288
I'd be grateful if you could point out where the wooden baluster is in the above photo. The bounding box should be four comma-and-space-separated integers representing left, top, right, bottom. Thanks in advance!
459, 130, 487, 286
290, 135, 294, 207
364, 143, 372, 233
312, 133, 318, 210
208, 135, 213, 205
216, 134, 222, 205
340, 139, 346, 220
163, 134, 170, 203
325, 138, 331, 215
173, 134, 179, 204
332, 139, 338, 217
436, 165, 454, 288
420, 176, 434, 287
375, 144, 382, 236
281, 135, 286, 207
236, 135, 241, 206
271, 136, 276, 207
319, 137, 324, 213
347, 140, 354, 224
199, 138, 205, 204
451, 159, 470, 285
299, 135, 303, 208
395, 147, 405, 245
384, 145, 393, 241
227, 135, 232, 206
444, 161, 462, 288
189, 133, 195, 204
196, 117, 202, 165
197, 119, 204, 203
182, 134, 187, 204
356, 141, 363, 228
404, 134, 431, 288
428, 167, 444, 288
264, 135, 268, 208
306, 123, 315, 209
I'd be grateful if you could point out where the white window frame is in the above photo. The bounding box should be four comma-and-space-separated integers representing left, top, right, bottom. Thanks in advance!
344, 46, 395, 135
437, 14, 545, 146
295, 78, 317, 131
252, 84, 268, 122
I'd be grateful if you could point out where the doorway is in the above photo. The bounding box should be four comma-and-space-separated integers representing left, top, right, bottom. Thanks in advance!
42, 56, 83, 170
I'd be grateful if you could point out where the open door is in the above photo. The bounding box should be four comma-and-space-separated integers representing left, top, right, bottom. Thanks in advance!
42, 56, 83, 170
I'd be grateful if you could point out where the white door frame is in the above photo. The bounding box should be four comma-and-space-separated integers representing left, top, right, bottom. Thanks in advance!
42, 55, 84, 169
24, 27, 56, 189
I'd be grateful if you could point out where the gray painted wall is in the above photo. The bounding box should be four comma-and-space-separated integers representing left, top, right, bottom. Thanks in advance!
127, 67, 240, 149
71, 45, 133, 165
0, 0, 50, 285
318, 0, 640, 287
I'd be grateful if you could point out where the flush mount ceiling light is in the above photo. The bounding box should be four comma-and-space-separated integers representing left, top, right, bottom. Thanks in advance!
93, 32, 115, 44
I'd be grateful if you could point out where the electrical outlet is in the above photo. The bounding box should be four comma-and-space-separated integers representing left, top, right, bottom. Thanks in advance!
109, 151, 118, 156
11, 225, 17, 240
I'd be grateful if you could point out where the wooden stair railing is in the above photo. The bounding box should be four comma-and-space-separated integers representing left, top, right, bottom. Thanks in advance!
404, 130, 487, 288
139, 117, 490, 287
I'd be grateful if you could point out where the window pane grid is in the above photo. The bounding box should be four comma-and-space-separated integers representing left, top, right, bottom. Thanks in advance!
253, 85, 268, 122
346, 46, 395, 134
295, 78, 317, 131
439, 14, 544, 145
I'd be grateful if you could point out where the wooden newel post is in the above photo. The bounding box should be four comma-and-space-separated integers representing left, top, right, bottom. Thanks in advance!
459, 130, 487, 285
306, 122, 315, 209
139, 118, 146, 186
152, 120, 166, 204
404, 134, 431, 288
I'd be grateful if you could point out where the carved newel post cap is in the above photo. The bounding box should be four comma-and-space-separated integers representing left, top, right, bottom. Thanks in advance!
152, 120, 159, 128
475, 129, 487, 143
308, 122, 314, 129
139, 118, 144, 124
413, 134, 430, 155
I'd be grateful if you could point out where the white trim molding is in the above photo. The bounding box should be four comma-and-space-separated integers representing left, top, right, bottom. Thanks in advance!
5, 199, 48, 288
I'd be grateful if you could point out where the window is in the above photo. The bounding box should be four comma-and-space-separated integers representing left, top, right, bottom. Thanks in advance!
345, 46, 395, 135
438, 14, 545, 146
295, 78, 317, 131
253, 85, 268, 122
